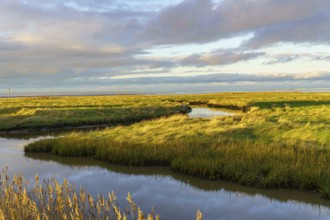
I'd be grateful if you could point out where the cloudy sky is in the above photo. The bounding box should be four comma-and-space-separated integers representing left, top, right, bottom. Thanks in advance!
0, 0, 330, 95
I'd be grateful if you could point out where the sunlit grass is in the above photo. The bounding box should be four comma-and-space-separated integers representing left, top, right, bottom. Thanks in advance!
1, 92, 329, 131
25, 92, 330, 197
2, 92, 329, 197
0, 95, 190, 131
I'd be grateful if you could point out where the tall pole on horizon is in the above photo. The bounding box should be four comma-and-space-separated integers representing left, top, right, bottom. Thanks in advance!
8, 88, 11, 97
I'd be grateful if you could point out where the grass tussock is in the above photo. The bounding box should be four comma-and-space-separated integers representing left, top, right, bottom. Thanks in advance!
0, 167, 203, 220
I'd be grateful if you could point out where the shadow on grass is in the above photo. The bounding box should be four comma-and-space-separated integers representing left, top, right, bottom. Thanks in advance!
253, 101, 330, 109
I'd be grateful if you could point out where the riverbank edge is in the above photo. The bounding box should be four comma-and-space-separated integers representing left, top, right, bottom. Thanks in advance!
25, 137, 330, 200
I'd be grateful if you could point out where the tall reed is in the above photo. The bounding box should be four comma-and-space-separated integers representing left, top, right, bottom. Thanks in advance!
0, 167, 202, 220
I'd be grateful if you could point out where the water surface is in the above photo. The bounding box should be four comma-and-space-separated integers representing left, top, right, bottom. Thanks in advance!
189, 108, 236, 118
0, 135, 330, 220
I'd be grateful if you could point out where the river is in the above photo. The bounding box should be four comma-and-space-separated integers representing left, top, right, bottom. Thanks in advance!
1, 134, 330, 220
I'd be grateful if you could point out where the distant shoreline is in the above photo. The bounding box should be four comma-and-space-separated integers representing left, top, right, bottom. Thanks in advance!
0, 89, 329, 98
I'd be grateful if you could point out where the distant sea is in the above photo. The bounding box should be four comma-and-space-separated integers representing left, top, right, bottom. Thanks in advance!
0, 88, 329, 98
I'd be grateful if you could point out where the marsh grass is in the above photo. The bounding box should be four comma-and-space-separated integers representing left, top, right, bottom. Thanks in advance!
25, 134, 330, 198
0, 95, 191, 131
2, 92, 329, 131
25, 92, 330, 198
0, 167, 203, 220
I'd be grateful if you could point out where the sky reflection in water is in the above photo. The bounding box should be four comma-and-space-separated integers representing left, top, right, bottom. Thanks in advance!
188, 108, 236, 118
0, 136, 330, 220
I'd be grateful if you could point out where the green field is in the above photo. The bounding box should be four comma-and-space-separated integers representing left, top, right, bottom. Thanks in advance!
2, 92, 330, 198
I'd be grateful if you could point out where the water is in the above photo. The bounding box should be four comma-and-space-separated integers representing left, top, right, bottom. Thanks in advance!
188, 108, 236, 118
1, 135, 330, 220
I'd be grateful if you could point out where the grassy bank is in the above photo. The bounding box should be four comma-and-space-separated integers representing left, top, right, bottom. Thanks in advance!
25, 92, 330, 198
0, 167, 202, 220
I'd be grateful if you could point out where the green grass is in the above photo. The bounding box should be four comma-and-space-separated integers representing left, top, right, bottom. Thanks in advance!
24, 92, 330, 198
0, 95, 190, 131
2, 92, 329, 131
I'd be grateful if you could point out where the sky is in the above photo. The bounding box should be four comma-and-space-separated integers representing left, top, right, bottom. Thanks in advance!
0, 0, 330, 95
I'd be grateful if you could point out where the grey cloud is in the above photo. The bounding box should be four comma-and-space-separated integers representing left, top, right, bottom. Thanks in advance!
265, 55, 301, 65
0, 0, 152, 47
181, 51, 265, 66
146, 0, 216, 44
2, 0, 330, 49
0, 0, 329, 91
216, 0, 329, 34
0, 39, 26, 51
312, 56, 330, 61
245, 11, 330, 49
0, 45, 139, 74
0, 0, 158, 76
116, 49, 265, 70
263, 52, 330, 65
146, 0, 330, 45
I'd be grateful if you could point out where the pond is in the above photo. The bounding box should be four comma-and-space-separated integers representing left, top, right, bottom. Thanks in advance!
1, 135, 330, 220
188, 108, 236, 118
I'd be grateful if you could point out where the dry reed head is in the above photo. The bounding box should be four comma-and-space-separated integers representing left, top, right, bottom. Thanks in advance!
0, 167, 202, 220
0, 169, 145, 219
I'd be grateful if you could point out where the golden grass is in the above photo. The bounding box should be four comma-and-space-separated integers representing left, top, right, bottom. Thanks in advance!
25, 93, 330, 197
0, 167, 203, 220
0, 95, 190, 131
1, 92, 329, 131
0, 169, 151, 220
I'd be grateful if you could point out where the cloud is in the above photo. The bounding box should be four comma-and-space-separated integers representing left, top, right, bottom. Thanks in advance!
1, 72, 330, 95
49, 72, 329, 88
245, 11, 330, 49
312, 55, 330, 61
0, 39, 26, 51
0, 0, 329, 92
265, 56, 300, 65
103, 72, 330, 85
181, 50, 265, 66
146, 0, 330, 45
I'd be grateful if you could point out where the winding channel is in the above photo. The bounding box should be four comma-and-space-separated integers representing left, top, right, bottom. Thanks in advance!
1, 108, 330, 220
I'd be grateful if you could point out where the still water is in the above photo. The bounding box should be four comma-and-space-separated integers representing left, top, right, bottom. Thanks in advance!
1, 135, 330, 220
188, 108, 236, 118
